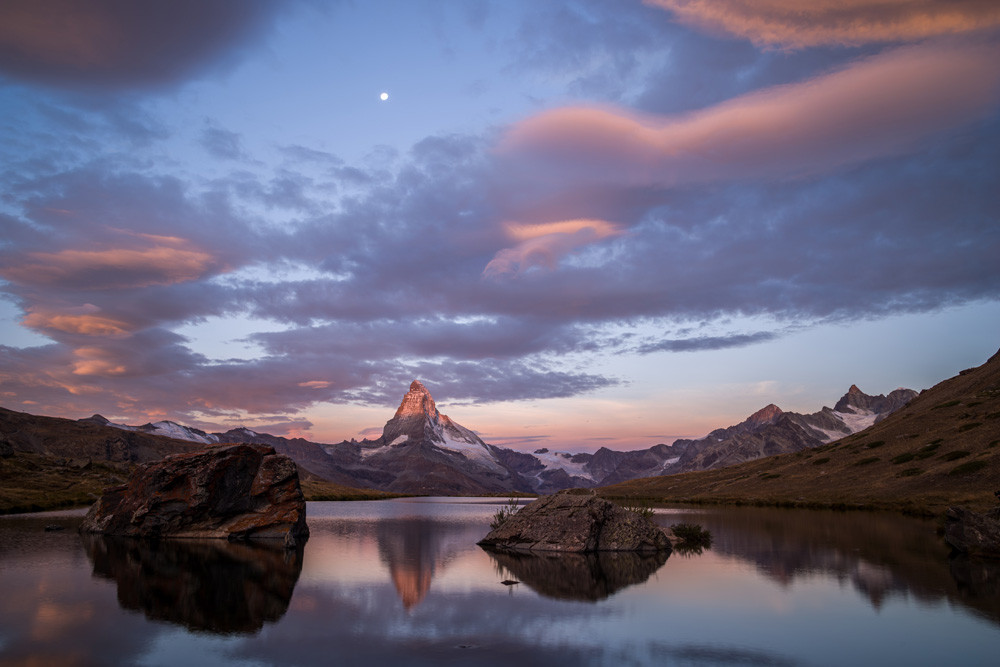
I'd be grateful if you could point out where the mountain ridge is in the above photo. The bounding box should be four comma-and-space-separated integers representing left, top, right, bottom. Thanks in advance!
44, 380, 916, 496
600, 348, 1000, 514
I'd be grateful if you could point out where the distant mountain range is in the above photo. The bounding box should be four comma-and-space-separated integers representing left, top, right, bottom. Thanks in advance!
602, 348, 1000, 514
53, 379, 916, 496
666, 385, 917, 474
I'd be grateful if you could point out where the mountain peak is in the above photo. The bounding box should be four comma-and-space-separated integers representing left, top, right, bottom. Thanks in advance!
835, 385, 874, 413
393, 380, 439, 420
80, 414, 110, 425
749, 403, 783, 423
741, 403, 783, 432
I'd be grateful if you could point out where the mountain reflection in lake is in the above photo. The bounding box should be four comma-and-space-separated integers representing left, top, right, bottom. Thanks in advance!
2, 499, 1000, 666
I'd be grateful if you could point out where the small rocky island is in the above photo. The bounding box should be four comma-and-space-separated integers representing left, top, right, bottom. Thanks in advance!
478, 490, 671, 553
80, 443, 309, 547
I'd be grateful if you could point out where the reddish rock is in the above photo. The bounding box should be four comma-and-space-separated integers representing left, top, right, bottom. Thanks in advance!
80, 444, 308, 546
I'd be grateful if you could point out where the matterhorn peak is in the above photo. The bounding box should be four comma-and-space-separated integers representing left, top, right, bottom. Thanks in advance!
393, 380, 440, 421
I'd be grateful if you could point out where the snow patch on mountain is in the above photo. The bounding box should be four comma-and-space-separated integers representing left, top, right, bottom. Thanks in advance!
529, 450, 595, 482
433, 421, 505, 473
832, 409, 879, 434
100, 418, 219, 445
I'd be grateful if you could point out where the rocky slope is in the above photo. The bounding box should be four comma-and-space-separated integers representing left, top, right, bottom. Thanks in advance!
667, 386, 917, 473
601, 348, 1000, 514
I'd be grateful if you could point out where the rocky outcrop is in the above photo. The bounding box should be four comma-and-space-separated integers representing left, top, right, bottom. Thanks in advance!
80, 444, 308, 546
477, 491, 671, 553
944, 505, 1000, 559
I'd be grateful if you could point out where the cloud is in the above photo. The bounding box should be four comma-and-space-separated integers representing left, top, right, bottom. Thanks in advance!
22, 305, 132, 337
645, 0, 1000, 49
483, 219, 624, 279
635, 331, 779, 354
298, 380, 333, 389
499, 42, 1000, 189
0, 0, 285, 91
200, 124, 248, 161
71, 346, 127, 376
0, 235, 220, 290
1, 16, 997, 434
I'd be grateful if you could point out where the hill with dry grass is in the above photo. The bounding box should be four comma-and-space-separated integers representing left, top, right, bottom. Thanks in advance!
0, 407, 400, 513
601, 348, 1000, 515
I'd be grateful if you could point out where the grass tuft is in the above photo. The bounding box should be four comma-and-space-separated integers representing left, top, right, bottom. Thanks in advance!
490, 496, 521, 530
670, 522, 713, 553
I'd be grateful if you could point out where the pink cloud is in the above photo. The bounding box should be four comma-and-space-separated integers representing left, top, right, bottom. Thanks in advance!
499, 42, 1000, 188
483, 219, 623, 279
645, 0, 1000, 49
71, 347, 127, 377
0, 235, 220, 290
22, 305, 132, 337
298, 380, 333, 389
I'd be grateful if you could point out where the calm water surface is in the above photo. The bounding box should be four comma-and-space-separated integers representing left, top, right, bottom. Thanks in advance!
1, 499, 999, 666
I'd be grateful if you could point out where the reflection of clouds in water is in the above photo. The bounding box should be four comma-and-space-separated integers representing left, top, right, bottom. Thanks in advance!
3, 503, 1000, 665
0, 550, 162, 665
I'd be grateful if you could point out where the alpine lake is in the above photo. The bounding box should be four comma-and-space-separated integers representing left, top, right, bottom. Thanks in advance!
2, 498, 999, 666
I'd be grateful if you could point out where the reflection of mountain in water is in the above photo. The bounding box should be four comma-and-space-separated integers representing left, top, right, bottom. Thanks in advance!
483, 549, 669, 602
677, 508, 1000, 625
82, 534, 302, 634
375, 518, 477, 610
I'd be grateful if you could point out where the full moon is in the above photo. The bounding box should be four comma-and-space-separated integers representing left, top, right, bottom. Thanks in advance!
379, 92, 389, 101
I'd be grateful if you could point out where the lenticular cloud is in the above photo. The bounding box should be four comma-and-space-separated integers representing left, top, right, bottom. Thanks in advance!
500, 42, 1000, 188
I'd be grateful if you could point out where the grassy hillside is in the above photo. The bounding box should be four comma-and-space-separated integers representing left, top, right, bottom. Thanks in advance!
0, 452, 132, 514
299, 476, 409, 501
0, 406, 402, 512
601, 349, 1000, 516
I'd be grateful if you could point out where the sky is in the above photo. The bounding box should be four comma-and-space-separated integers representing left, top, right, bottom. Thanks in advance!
1, 0, 998, 452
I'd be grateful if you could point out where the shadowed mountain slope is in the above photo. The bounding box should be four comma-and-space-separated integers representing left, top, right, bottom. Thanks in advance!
601, 349, 1000, 515
666, 386, 917, 474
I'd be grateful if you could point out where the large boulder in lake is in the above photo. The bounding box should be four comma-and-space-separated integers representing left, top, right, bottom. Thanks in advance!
478, 490, 671, 553
944, 505, 1000, 559
80, 444, 308, 546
